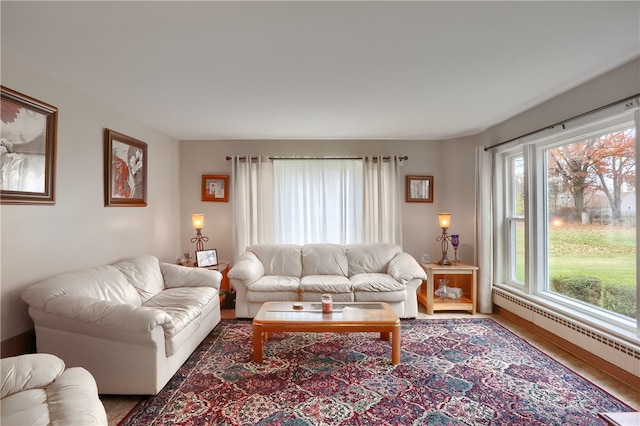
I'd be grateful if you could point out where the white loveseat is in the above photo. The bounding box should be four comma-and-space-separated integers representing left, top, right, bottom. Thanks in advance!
20, 255, 222, 395
229, 243, 426, 319
1, 353, 107, 426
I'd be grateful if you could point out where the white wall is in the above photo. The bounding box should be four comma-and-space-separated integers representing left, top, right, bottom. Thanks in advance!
480, 58, 640, 146
0, 51, 182, 340
178, 139, 478, 264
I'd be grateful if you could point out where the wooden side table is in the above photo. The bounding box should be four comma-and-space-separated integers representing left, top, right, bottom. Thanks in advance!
207, 262, 231, 292
418, 263, 478, 315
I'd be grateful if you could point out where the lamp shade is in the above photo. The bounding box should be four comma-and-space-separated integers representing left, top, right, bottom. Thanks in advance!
438, 213, 451, 229
192, 214, 204, 230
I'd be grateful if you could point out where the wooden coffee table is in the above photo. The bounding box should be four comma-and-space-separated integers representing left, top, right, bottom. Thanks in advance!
252, 301, 401, 365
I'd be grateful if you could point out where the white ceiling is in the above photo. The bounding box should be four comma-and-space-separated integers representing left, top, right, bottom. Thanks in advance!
2, 1, 639, 141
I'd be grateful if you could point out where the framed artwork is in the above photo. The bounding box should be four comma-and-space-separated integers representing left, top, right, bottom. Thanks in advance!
0, 86, 58, 205
202, 174, 229, 202
196, 249, 218, 267
406, 175, 434, 203
104, 128, 147, 207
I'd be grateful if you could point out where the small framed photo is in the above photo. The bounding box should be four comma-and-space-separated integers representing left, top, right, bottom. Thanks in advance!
1, 86, 58, 205
104, 129, 147, 207
196, 249, 218, 267
406, 175, 434, 203
202, 174, 228, 202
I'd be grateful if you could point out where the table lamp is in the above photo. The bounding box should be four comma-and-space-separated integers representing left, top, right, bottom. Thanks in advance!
437, 213, 452, 265
191, 213, 209, 252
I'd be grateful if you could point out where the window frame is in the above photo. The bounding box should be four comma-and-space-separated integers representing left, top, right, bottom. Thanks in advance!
494, 106, 639, 337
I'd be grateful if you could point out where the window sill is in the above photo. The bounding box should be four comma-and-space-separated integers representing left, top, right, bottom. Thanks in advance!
493, 284, 640, 347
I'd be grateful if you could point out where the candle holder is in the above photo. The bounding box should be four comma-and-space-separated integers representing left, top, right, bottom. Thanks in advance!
451, 234, 460, 263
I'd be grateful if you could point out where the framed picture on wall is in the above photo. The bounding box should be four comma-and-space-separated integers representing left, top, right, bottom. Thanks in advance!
104, 128, 147, 207
406, 175, 434, 203
0, 86, 58, 205
202, 174, 229, 202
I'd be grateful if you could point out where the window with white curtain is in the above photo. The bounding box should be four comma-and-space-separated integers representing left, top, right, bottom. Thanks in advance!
273, 159, 363, 244
495, 106, 638, 335
232, 155, 403, 258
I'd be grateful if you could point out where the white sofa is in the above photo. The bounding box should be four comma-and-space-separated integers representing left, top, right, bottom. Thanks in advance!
229, 243, 426, 319
1, 353, 107, 426
20, 255, 222, 395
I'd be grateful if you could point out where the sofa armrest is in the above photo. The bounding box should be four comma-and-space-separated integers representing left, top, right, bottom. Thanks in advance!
43, 295, 173, 333
1, 353, 65, 399
160, 262, 222, 289
387, 252, 427, 285
228, 251, 264, 284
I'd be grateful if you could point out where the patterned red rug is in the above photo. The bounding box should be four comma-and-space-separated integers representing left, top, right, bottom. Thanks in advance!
120, 318, 632, 425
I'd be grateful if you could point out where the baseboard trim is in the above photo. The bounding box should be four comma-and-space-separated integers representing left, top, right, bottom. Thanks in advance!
494, 305, 640, 393
1, 329, 36, 358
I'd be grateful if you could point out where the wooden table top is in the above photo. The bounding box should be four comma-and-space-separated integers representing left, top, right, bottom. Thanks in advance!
253, 301, 399, 326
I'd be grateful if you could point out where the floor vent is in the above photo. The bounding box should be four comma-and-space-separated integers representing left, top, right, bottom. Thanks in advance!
493, 288, 640, 363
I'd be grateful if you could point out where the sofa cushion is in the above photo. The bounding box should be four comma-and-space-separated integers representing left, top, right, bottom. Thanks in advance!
113, 255, 165, 303
302, 244, 348, 276
144, 286, 218, 338
249, 245, 302, 277
246, 276, 300, 303
350, 273, 405, 292
247, 276, 300, 292
300, 275, 352, 294
346, 243, 402, 276
21, 266, 142, 310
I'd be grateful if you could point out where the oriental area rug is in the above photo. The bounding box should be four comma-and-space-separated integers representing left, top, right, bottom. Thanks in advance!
120, 318, 632, 425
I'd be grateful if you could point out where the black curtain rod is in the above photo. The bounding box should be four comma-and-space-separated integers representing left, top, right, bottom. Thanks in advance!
484, 93, 640, 152
226, 155, 408, 161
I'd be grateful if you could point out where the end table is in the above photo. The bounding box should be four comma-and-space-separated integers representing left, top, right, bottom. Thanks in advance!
418, 263, 478, 315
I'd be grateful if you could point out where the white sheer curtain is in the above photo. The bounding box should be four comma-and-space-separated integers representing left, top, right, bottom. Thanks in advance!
231, 155, 273, 261
475, 146, 493, 314
362, 156, 403, 245
273, 159, 362, 244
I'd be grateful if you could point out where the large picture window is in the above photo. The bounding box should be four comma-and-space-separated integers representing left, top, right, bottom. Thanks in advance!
496, 107, 638, 333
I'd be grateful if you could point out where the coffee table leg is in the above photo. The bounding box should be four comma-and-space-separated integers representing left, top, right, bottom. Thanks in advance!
380, 331, 390, 341
252, 325, 263, 363
391, 325, 401, 365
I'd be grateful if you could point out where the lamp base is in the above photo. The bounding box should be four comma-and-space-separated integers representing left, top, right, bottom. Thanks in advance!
439, 258, 452, 266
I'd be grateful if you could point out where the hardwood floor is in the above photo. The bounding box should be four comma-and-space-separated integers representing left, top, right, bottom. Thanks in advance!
101, 308, 640, 425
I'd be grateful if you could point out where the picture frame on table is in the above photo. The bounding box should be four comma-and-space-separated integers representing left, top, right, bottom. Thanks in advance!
104, 128, 147, 207
202, 174, 229, 202
196, 249, 218, 267
0, 86, 58, 205
406, 175, 434, 203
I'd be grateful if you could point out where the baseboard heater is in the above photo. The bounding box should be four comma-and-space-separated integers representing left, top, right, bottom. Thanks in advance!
493, 288, 640, 381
